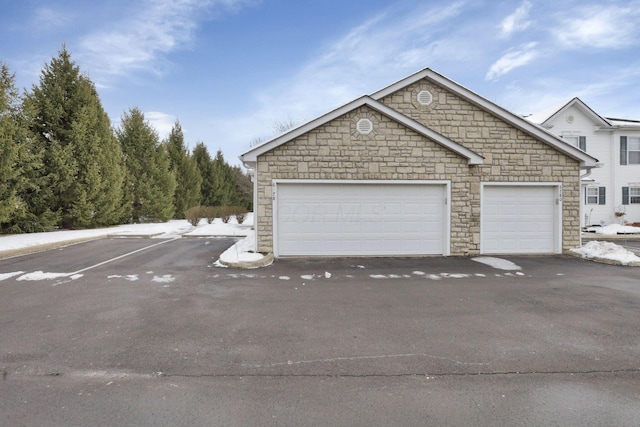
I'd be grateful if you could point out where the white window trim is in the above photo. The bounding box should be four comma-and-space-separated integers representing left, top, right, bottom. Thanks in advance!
628, 137, 640, 165
585, 187, 599, 205
630, 187, 640, 204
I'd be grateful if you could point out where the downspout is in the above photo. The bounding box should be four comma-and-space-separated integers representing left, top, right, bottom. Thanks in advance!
241, 158, 258, 253
579, 168, 592, 231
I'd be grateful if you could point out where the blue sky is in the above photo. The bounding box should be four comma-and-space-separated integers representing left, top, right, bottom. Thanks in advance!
3, 0, 640, 165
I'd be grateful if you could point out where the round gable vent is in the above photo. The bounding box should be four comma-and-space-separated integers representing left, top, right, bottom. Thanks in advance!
417, 90, 433, 106
356, 118, 373, 135
566, 114, 574, 123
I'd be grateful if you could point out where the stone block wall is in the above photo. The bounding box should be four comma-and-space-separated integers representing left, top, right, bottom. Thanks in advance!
379, 78, 581, 251
255, 78, 582, 255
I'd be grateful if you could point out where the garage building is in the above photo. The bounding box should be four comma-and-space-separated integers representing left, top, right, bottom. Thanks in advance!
240, 68, 598, 257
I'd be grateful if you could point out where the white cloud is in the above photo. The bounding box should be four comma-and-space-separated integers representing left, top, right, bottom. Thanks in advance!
145, 111, 177, 140
553, 4, 640, 49
78, 0, 253, 83
486, 42, 539, 81
32, 7, 73, 30
229, 2, 469, 144
499, 1, 532, 38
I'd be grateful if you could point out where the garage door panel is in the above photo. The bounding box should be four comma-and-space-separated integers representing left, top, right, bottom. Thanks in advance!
276, 183, 446, 256
482, 185, 558, 254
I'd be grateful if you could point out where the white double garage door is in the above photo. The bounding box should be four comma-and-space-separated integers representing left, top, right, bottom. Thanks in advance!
274, 181, 561, 256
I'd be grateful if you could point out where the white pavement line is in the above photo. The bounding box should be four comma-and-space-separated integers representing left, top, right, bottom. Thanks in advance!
70, 238, 180, 275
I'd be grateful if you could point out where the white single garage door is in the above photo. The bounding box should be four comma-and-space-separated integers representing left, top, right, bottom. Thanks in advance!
275, 182, 448, 256
482, 185, 559, 254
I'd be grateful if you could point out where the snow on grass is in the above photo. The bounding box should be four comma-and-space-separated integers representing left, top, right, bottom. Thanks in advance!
586, 224, 640, 235
471, 257, 522, 271
0, 215, 255, 253
571, 241, 640, 265
184, 214, 254, 238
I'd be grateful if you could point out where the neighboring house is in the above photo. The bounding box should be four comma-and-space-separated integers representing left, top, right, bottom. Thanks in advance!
240, 68, 597, 258
526, 98, 640, 227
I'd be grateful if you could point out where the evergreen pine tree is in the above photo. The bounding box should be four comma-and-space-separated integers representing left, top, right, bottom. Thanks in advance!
165, 121, 202, 217
117, 108, 176, 222
211, 149, 238, 206
23, 46, 124, 228
0, 63, 54, 233
192, 142, 216, 206
231, 165, 253, 211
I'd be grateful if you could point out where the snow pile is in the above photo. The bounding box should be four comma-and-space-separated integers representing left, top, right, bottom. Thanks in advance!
471, 257, 522, 271
218, 232, 267, 266
586, 224, 640, 235
571, 241, 640, 265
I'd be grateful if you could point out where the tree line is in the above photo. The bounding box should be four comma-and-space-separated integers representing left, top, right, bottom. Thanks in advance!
0, 47, 251, 234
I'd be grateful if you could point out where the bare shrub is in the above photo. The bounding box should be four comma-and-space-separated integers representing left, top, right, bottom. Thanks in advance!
204, 206, 219, 224
220, 206, 233, 223
185, 206, 205, 226
235, 210, 246, 224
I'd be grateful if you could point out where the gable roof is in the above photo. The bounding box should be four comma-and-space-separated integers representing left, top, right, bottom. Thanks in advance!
606, 117, 640, 129
240, 95, 484, 166
525, 97, 612, 128
371, 68, 598, 168
241, 68, 599, 169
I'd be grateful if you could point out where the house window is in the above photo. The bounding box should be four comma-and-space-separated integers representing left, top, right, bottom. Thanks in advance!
585, 187, 605, 205
620, 136, 640, 165
562, 135, 586, 151
622, 187, 640, 204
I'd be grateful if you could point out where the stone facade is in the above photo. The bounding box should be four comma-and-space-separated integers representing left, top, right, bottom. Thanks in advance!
254, 77, 582, 255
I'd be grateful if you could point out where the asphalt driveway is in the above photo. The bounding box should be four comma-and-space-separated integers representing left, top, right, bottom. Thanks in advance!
1, 241, 640, 426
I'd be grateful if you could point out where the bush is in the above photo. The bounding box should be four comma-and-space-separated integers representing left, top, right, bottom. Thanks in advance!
184, 206, 205, 226
204, 206, 219, 224
185, 206, 247, 226
220, 206, 233, 223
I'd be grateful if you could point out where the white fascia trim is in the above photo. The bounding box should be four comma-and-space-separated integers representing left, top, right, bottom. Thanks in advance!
371, 99, 484, 165
273, 179, 451, 185
240, 96, 369, 163
372, 68, 599, 169
240, 95, 483, 165
542, 98, 612, 129
481, 181, 563, 187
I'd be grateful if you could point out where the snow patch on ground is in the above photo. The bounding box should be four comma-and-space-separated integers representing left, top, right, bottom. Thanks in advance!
108, 274, 139, 281
471, 257, 522, 271
571, 241, 640, 265
17, 271, 70, 281
151, 274, 175, 283
586, 224, 640, 235
0, 271, 24, 281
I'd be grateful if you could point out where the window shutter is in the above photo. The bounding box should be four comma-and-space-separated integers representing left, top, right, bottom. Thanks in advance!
579, 136, 586, 151
598, 187, 605, 205
621, 136, 628, 165
622, 187, 629, 205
